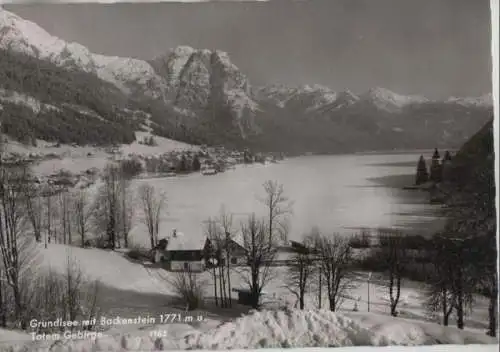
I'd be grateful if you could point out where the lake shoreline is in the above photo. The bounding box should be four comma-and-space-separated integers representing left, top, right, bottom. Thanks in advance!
127, 152, 448, 247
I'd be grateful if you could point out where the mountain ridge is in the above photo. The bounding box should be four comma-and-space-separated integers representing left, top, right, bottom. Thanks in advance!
0, 7, 494, 154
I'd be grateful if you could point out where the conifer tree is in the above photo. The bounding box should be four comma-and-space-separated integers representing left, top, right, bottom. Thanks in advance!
192, 155, 201, 171
443, 150, 452, 162
430, 148, 443, 183
415, 155, 429, 185
441, 151, 453, 181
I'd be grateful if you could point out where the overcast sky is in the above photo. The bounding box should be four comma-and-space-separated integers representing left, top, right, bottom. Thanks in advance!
4, 0, 493, 99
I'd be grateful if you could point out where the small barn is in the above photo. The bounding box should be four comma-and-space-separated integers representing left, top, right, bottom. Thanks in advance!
232, 288, 266, 306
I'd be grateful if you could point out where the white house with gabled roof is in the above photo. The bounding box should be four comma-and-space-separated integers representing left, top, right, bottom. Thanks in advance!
153, 229, 212, 272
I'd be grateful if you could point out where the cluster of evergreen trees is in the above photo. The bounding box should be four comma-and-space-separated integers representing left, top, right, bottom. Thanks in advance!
415, 148, 452, 185
0, 48, 140, 146
143, 152, 202, 174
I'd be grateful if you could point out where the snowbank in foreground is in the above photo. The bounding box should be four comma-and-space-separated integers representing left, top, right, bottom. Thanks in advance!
1, 309, 497, 351
185, 309, 497, 349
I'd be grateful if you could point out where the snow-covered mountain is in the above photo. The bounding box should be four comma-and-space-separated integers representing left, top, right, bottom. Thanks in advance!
253, 84, 333, 108
150, 47, 259, 137
253, 82, 493, 153
255, 84, 360, 111
256, 85, 432, 114
0, 6, 494, 154
0, 7, 258, 137
446, 93, 493, 108
0, 8, 168, 100
256, 84, 493, 114
359, 87, 429, 113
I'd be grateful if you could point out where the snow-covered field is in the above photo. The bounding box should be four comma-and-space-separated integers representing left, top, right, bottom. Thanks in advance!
28, 244, 495, 328
2, 132, 198, 176
0, 243, 496, 351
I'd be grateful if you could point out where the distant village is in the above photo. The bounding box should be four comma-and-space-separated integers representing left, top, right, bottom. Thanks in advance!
132, 144, 285, 178
0, 142, 285, 191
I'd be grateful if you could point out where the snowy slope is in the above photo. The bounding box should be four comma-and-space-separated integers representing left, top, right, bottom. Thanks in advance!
36, 244, 172, 295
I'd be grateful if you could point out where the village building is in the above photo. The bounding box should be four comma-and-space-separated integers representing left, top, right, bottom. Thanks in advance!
211, 237, 248, 267
152, 230, 248, 271
153, 230, 212, 272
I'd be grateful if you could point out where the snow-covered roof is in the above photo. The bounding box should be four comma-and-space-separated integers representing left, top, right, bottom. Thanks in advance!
166, 233, 208, 251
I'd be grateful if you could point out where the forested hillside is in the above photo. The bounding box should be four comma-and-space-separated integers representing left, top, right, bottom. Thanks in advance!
441, 118, 495, 230
0, 49, 140, 145
436, 118, 497, 334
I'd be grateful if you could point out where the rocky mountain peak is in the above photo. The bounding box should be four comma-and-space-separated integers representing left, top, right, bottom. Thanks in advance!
360, 87, 429, 112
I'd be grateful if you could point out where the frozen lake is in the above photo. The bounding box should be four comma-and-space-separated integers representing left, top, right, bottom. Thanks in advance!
128, 152, 445, 246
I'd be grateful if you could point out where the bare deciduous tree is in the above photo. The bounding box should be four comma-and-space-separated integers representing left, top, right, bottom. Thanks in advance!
74, 190, 93, 248
218, 207, 235, 308
315, 233, 355, 312
377, 229, 408, 317
28, 254, 102, 334
43, 185, 55, 247
118, 178, 134, 249
205, 207, 236, 309
306, 227, 324, 309
166, 268, 206, 311
138, 183, 166, 250
24, 183, 43, 243
58, 190, 73, 245
236, 181, 293, 309
0, 166, 38, 329
285, 235, 315, 310
259, 180, 293, 245
425, 235, 455, 326
0, 263, 6, 327
239, 213, 277, 309
204, 218, 220, 307
93, 163, 127, 249
81, 279, 102, 332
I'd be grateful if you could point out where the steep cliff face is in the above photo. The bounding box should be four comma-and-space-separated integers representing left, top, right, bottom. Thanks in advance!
149, 48, 259, 138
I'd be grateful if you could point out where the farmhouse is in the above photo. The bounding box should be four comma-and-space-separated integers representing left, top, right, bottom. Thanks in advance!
211, 237, 247, 267
153, 230, 212, 272
152, 230, 248, 271
210, 238, 247, 266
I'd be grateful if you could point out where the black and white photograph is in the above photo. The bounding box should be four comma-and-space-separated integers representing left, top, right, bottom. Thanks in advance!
0, 0, 497, 351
